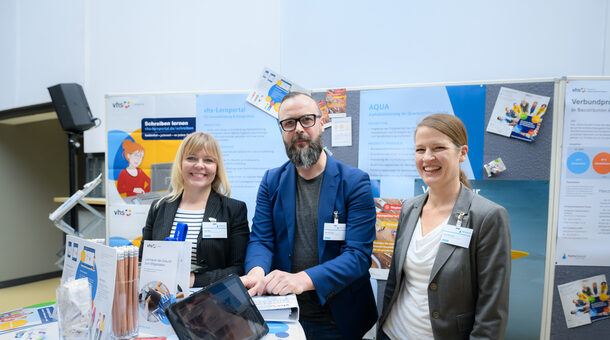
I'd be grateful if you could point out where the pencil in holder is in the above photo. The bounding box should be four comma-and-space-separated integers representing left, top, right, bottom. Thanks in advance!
111, 246, 139, 339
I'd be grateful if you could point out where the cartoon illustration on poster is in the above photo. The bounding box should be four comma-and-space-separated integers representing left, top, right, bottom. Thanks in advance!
116, 139, 151, 198
108, 123, 191, 206
106, 95, 194, 245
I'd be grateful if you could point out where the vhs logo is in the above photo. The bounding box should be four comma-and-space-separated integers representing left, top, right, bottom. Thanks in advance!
113, 209, 132, 216
112, 101, 130, 109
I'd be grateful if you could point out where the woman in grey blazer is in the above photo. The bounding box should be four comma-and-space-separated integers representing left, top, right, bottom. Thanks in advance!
139, 132, 249, 288
379, 114, 511, 340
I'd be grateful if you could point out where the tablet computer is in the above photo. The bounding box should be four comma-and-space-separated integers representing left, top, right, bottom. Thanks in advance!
166, 274, 269, 340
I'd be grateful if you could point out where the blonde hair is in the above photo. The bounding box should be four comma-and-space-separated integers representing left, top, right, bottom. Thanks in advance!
156, 132, 230, 207
416, 113, 471, 188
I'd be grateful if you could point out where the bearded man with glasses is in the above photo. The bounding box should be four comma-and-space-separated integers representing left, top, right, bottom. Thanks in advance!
241, 92, 377, 340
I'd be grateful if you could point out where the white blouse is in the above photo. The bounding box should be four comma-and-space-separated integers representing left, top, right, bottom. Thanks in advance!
383, 216, 447, 340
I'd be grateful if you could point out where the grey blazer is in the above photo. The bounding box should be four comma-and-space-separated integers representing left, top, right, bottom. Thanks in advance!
379, 185, 511, 340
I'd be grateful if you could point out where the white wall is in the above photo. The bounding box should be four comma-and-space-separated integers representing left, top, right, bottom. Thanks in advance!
1, 0, 609, 153
84, 0, 282, 152
0, 1, 17, 109
281, 0, 610, 88
0, 0, 85, 110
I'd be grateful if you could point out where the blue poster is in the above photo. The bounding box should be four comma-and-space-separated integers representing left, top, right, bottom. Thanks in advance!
196, 94, 287, 221
359, 86, 485, 199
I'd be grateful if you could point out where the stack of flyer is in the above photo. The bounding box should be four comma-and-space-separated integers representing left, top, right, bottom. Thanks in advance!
252, 294, 306, 340
252, 294, 299, 322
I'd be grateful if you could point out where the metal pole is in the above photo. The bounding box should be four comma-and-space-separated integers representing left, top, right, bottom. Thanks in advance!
68, 133, 79, 230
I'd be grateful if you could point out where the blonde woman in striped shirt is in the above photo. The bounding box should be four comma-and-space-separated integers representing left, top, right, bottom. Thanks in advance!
140, 132, 249, 288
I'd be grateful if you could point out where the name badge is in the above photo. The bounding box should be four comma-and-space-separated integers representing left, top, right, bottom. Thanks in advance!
202, 221, 227, 239
440, 224, 472, 248
323, 223, 346, 241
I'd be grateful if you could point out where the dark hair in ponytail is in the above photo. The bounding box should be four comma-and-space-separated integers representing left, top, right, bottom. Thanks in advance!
416, 113, 471, 188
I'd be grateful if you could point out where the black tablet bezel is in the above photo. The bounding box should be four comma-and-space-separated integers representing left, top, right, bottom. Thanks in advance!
166, 274, 269, 340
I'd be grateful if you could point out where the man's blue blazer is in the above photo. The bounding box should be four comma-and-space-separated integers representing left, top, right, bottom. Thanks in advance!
245, 154, 378, 339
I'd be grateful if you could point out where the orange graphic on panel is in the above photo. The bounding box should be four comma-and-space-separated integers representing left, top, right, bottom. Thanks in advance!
0, 319, 27, 330
592, 152, 610, 174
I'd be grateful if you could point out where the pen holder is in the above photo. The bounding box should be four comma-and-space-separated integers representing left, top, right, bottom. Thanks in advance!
111, 247, 139, 339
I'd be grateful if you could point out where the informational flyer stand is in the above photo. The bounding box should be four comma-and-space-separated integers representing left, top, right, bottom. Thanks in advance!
61, 236, 118, 340
138, 240, 191, 337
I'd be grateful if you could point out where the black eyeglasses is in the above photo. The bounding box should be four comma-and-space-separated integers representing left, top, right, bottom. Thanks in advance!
278, 114, 321, 132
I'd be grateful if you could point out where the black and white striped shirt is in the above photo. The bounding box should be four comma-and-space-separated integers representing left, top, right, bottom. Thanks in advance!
170, 208, 204, 264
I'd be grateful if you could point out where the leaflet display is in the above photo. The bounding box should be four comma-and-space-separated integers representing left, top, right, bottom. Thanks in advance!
61, 236, 118, 340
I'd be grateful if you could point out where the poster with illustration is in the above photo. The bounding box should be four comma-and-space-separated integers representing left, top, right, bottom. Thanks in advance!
317, 99, 332, 129
106, 92, 287, 246
370, 198, 404, 280
106, 95, 193, 245
486, 87, 550, 142
325, 89, 347, 117
61, 236, 118, 340
558, 274, 609, 328
247, 67, 307, 119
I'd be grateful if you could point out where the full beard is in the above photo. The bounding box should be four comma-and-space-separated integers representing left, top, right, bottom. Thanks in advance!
284, 132, 324, 168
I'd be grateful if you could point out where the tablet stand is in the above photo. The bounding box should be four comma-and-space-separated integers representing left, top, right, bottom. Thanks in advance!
49, 174, 105, 268
49, 173, 105, 236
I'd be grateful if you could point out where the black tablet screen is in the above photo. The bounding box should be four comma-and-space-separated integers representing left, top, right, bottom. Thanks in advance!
167, 274, 268, 340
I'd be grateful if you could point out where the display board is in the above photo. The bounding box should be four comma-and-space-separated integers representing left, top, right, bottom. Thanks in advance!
106, 79, 560, 339
549, 77, 610, 339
